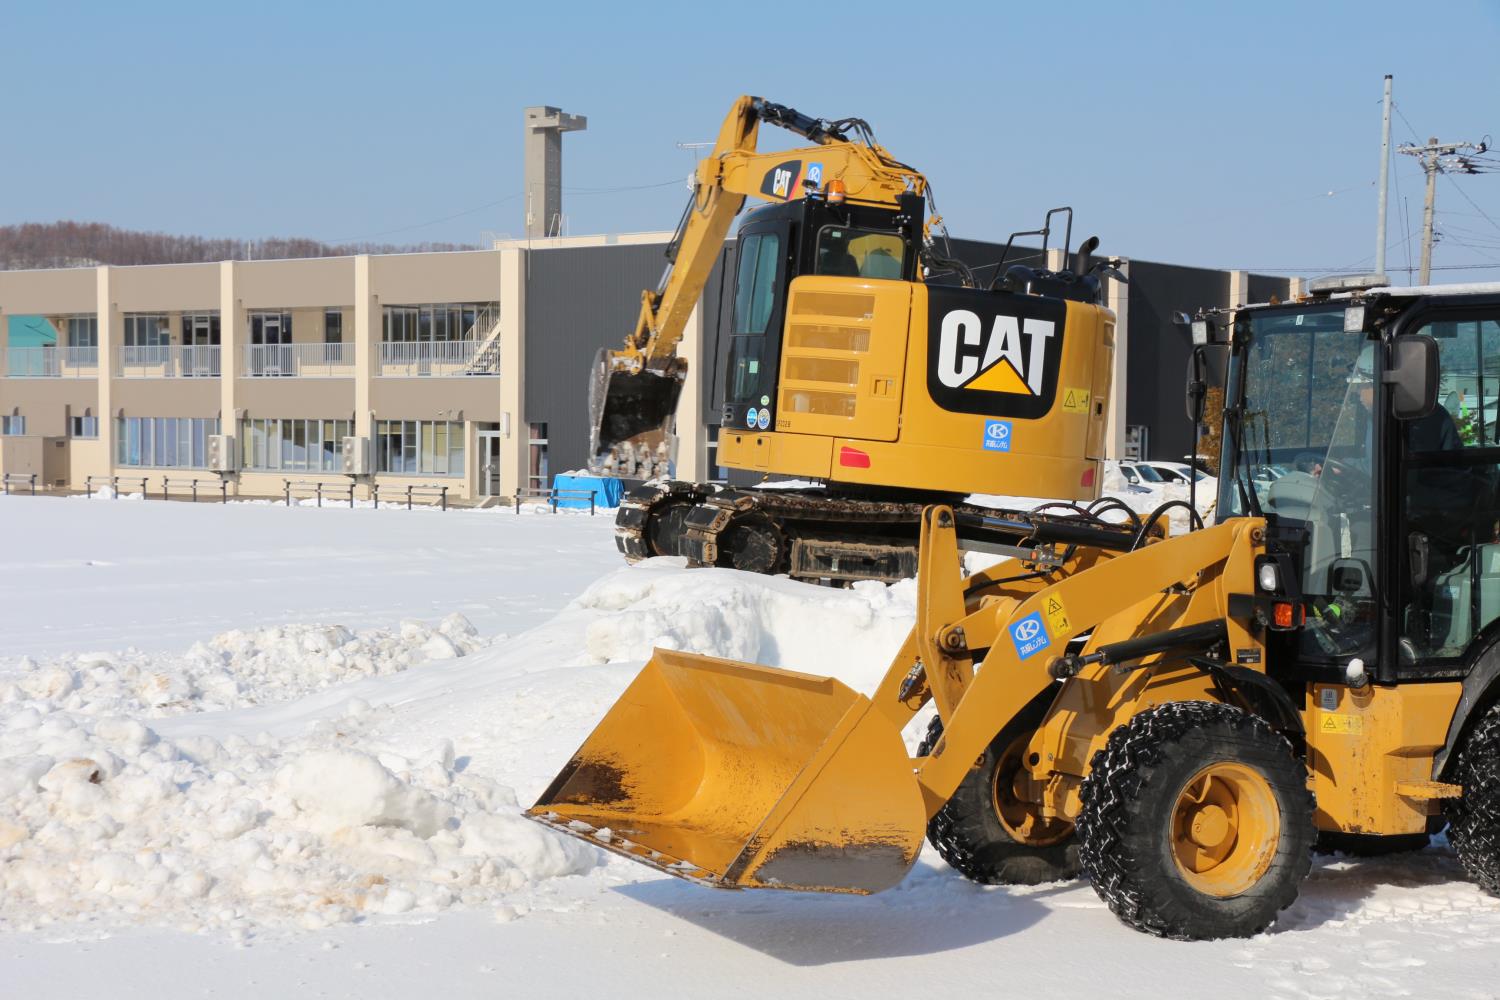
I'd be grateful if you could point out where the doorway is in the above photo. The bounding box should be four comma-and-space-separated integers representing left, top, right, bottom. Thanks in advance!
477, 429, 502, 497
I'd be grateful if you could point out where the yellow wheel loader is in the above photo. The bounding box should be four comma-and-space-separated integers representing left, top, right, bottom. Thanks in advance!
536, 279, 1500, 939
597, 96, 1127, 583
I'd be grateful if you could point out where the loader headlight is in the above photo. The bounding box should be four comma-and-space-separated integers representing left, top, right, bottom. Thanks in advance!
1257, 562, 1280, 593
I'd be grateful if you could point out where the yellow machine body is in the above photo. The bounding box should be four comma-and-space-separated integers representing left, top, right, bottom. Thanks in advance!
716, 277, 1116, 499
531, 505, 1473, 894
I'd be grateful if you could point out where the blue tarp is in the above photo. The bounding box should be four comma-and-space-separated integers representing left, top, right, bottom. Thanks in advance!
552, 473, 624, 509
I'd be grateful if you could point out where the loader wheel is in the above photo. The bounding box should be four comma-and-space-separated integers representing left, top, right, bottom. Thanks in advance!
1076, 701, 1315, 940
1445, 702, 1500, 897
918, 695, 1080, 886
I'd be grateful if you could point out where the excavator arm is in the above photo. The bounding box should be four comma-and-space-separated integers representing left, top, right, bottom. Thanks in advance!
588, 95, 929, 468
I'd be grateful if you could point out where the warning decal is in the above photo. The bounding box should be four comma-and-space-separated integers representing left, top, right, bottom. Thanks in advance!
1061, 388, 1091, 414
1043, 595, 1071, 638
1320, 714, 1364, 736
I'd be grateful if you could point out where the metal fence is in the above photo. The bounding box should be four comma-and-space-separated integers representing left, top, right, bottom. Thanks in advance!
116, 345, 222, 378
378, 340, 497, 377
3, 346, 100, 378
244, 343, 353, 377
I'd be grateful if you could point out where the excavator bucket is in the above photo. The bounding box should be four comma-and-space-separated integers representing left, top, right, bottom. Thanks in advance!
587, 348, 684, 470
527, 648, 927, 894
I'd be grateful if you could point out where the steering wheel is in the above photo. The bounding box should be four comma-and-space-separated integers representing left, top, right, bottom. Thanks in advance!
1318, 457, 1365, 504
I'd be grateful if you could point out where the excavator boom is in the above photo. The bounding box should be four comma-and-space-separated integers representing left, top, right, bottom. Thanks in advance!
588, 96, 927, 471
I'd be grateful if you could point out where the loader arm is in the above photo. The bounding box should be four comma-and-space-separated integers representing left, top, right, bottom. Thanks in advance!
896, 508, 1264, 818
589, 95, 929, 464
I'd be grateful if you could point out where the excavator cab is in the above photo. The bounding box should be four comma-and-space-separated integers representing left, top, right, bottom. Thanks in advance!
719, 192, 923, 437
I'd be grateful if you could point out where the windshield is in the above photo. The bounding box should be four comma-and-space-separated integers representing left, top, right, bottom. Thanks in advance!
1135, 464, 1167, 483
1219, 305, 1377, 661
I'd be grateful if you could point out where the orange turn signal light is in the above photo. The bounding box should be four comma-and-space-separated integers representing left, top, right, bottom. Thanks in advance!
1273, 602, 1297, 628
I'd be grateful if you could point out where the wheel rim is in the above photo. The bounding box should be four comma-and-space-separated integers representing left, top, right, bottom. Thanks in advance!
1170, 762, 1281, 897
990, 733, 1072, 847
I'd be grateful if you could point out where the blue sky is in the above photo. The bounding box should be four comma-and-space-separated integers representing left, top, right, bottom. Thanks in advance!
3, 1, 1498, 280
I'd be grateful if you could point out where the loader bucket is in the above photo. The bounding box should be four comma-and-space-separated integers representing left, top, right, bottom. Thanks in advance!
527, 649, 927, 894
587, 347, 684, 469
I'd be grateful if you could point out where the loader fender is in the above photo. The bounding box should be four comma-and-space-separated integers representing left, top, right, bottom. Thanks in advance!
1196, 659, 1305, 739
1436, 634, 1500, 778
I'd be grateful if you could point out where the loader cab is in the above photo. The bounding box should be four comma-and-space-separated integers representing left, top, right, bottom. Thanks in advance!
1215, 290, 1500, 687
721, 193, 922, 433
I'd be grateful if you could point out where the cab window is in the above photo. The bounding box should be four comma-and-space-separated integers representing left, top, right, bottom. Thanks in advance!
813, 226, 905, 280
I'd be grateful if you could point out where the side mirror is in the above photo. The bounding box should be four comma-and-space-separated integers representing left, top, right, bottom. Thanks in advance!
1184, 344, 1229, 423
1387, 335, 1439, 420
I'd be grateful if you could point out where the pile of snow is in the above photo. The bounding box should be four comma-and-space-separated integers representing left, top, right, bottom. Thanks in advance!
0, 615, 488, 719
0, 564, 927, 936
0, 702, 595, 934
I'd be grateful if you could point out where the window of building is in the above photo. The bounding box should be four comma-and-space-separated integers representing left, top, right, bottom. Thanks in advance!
182, 312, 221, 346
381, 304, 489, 343
67, 316, 98, 348
240, 418, 352, 472
122, 315, 171, 370
374, 420, 465, 476
324, 311, 346, 364
70, 415, 98, 438
114, 417, 219, 468
249, 311, 292, 345
0, 415, 25, 435
529, 422, 549, 490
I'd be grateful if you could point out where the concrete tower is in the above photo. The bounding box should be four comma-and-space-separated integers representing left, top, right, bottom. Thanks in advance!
523, 106, 588, 239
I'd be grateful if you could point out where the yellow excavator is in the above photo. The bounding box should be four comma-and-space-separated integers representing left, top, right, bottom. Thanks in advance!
536, 280, 1500, 939
594, 96, 1127, 583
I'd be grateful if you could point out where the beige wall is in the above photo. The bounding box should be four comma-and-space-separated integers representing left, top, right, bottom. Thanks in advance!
0, 268, 96, 314
236, 378, 356, 417
113, 380, 221, 417
236, 257, 356, 308
111, 263, 220, 312
369, 251, 502, 304
0, 381, 98, 436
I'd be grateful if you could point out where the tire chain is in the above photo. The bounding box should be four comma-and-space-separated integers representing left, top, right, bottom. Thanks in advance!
1075, 700, 1314, 939
1445, 703, 1500, 897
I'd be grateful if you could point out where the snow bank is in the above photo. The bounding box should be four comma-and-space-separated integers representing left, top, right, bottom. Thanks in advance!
0, 615, 488, 718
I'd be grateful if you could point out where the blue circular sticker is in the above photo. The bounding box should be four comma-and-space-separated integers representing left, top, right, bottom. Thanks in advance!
745, 407, 759, 429
757, 408, 771, 430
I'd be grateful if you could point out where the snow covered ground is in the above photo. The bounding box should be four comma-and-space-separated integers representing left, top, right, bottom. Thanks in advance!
2, 493, 1498, 999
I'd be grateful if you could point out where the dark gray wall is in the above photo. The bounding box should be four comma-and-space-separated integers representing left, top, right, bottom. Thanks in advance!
523, 242, 673, 475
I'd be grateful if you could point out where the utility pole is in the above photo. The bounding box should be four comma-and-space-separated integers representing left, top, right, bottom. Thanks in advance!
1398, 135, 1489, 285
1375, 75, 1392, 276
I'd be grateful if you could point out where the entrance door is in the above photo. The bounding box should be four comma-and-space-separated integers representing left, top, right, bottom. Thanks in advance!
477, 430, 502, 497
251, 312, 291, 375
183, 314, 219, 376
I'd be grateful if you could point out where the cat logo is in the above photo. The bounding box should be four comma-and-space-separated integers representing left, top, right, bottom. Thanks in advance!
759, 159, 821, 200
936, 310, 1056, 395
925, 287, 1066, 419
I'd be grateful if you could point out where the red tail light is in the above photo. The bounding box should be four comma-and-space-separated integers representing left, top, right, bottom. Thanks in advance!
838, 446, 871, 469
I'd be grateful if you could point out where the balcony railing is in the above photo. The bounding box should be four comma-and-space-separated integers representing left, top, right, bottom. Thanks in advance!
243, 343, 353, 378
116, 345, 222, 378
378, 339, 499, 377
3, 346, 99, 378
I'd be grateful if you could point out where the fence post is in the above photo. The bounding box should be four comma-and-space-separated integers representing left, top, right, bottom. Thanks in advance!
373, 483, 380, 509
162, 478, 169, 502
347, 483, 355, 509
140, 478, 148, 497
30, 474, 37, 497
220, 480, 228, 504
86, 477, 93, 500
111, 476, 120, 499
440, 486, 448, 511
590, 490, 596, 516
284, 480, 291, 506
406, 484, 413, 510
316, 482, 323, 508
191, 480, 198, 503
513, 490, 520, 514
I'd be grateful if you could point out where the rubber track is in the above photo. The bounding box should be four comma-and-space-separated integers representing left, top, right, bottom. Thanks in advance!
1446, 703, 1500, 896
1075, 700, 1314, 940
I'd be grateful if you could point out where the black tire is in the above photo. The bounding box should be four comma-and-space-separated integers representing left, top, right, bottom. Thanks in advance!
919, 692, 1080, 886
1076, 701, 1315, 940
1445, 702, 1500, 896
1315, 831, 1431, 857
